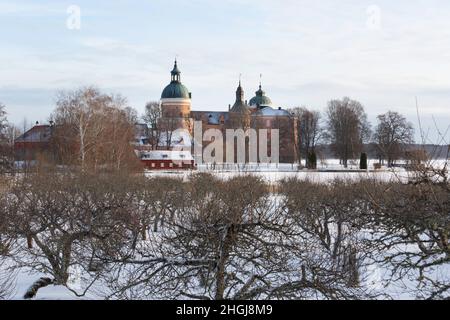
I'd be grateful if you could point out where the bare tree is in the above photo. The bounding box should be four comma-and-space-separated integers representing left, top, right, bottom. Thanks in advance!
361, 177, 449, 300
0, 187, 16, 299
325, 97, 371, 168
102, 175, 301, 300
0, 103, 13, 173
142, 102, 162, 150
101, 175, 381, 300
161, 117, 181, 150
289, 107, 322, 167
123, 106, 138, 124
374, 111, 414, 167
0, 103, 7, 136
280, 178, 381, 299
52, 87, 140, 171
142, 101, 183, 150
5, 171, 141, 298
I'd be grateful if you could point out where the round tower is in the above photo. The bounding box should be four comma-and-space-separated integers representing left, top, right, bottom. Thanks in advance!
160, 60, 192, 128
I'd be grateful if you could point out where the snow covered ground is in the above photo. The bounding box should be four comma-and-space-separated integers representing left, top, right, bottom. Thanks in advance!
5, 266, 83, 300
145, 169, 408, 184
144, 159, 448, 184
7, 239, 448, 300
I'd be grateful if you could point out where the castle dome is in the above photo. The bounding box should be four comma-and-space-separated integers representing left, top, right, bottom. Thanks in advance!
161, 60, 191, 99
249, 85, 272, 108
161, 82, 190, 99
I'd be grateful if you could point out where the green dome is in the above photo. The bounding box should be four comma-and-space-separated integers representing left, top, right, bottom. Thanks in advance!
161, 60, 191, 99
249, 85, 272, 107
161, 82, 190, 99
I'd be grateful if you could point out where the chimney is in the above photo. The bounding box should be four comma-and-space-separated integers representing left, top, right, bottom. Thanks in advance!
228, 104, 231, 111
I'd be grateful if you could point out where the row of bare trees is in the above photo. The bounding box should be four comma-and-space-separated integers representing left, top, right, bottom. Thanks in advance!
290, 97, 416, 168
50, 87, 141, 172
0, 168, 448, 300
2, 88, 143, 174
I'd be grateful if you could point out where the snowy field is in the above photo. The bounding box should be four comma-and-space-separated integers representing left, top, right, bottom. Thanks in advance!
144, 159, 448, 184
145, 169, 408, 184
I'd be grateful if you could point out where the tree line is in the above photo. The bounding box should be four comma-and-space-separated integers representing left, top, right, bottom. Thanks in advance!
289, 97, 415, 168
0, 87, 142, 173
0, 88, 422, 172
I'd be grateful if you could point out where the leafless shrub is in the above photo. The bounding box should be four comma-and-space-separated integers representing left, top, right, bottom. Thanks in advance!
101, 175, 388, 300
4, 170, 140, 298
1, 167, 447, 300
102, 174, 304, 300
362, 178, 449, 300
279, 178, 381, 299
0, 186, 16, 299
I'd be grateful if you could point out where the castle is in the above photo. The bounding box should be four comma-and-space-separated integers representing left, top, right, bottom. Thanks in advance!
156, 60, 298, 164
13, 60, 299, 170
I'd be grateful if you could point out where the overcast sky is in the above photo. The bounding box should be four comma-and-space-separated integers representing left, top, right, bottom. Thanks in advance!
0, 0, 449, 143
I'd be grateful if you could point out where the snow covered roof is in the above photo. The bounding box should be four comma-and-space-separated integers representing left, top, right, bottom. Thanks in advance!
191, 111, 229, 125
140, 150, 194, 161
256, 106, 291, 117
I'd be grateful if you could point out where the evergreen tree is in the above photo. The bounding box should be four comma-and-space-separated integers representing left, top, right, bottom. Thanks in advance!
308, 152, 317, 170
360, 152, 368, 170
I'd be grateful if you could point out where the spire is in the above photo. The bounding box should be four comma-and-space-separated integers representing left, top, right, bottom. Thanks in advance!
171, 59, 181, 82
255, 74, 265, 96
249, 73, 272, 108
236, 76, 244, 102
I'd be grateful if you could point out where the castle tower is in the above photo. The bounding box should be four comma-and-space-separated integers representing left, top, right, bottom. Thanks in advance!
228, 80, 251, 129
230, 80, 250, 114
160, 60, 192, 130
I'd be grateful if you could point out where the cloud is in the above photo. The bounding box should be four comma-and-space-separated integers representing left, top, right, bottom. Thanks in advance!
0, 0, 449, 142
0, 1, 61, 16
